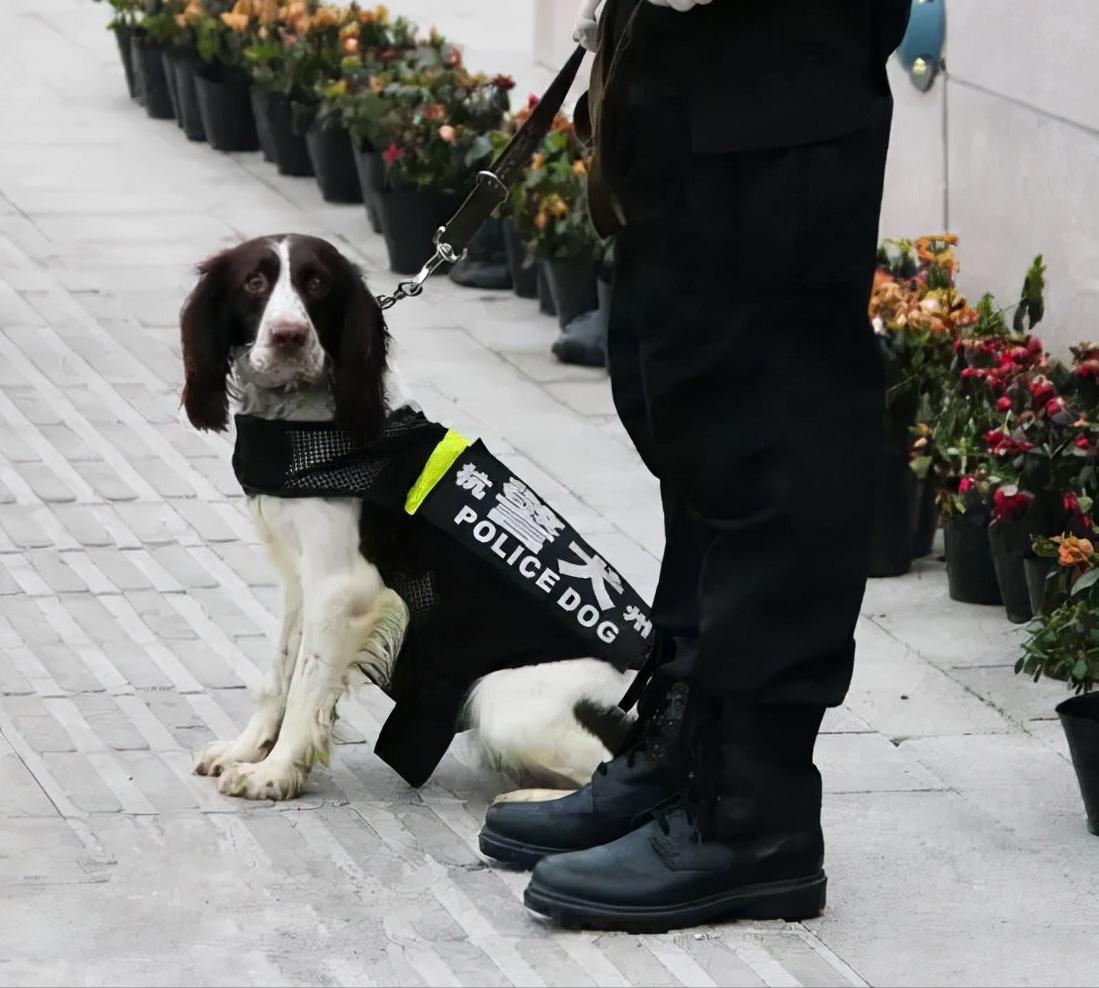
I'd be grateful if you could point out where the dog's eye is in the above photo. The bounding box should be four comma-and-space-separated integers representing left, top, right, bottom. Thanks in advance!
306, 275, 329, 298
244, 272, 268, 295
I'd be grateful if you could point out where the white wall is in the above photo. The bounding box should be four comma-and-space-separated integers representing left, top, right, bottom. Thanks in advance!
881, 0, 1099, 354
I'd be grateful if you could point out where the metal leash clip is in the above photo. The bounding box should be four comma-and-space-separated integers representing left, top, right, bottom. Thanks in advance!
375, 226, 465, 311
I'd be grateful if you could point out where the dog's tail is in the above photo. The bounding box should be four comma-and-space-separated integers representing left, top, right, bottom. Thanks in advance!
572, 698, 634, 756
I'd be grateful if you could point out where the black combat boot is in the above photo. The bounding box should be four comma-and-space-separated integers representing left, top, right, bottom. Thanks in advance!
522, 701, 830, 932
478, 681, 692, 868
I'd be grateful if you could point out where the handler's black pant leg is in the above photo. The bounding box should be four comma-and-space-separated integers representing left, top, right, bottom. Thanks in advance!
609, 114, 891, 709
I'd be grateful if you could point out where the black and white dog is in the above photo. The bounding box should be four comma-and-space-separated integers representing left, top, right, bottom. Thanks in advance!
180, 234, 633, 800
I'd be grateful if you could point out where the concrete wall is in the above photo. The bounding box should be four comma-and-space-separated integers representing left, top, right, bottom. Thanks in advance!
881, 0, 1099, 354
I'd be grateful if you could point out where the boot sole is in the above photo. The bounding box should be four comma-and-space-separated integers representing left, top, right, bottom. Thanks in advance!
524, 871, 827, 934
479, 829, 570, 869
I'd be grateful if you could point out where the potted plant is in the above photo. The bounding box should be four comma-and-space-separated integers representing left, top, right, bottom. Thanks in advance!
164, 1, 208, 142
940, 467, 1003, 606
519, 119, 600, 329
189, 0, 262, 152
97, 0, 142, 99
326, 14, 422, 229
130, 1, 178, 120
1018, 535, 1099, 835
868, 236, 974, 576
343, 47, 513, 274
489, 95, 543, 299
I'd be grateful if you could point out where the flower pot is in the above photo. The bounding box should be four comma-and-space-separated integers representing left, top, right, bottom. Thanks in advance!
170, 52, 206, 142
114, 26, 139, 100
1056, 692, 1099, 836
597, 273, 613, 314
194, 70, 259, 152
254, 90, 313, 175
502, 218, 538, 299
132, 37, 175, 120
944, 512, 1002, 606
543, 256, 598, 330
377, 189, 461, 275
1024, 555, 1057, 617
868, 441, 914, 578
161, 49, 181, 128
910, 475, 937, 559
538, 264, 556, 316
988, 520, 1033, 624
249, 87, 279, 163
305, 120, 362, 203
350, 145, 385, 234
449, 218, 512, 291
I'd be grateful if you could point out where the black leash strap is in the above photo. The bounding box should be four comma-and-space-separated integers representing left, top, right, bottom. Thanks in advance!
376, 44, 588, 310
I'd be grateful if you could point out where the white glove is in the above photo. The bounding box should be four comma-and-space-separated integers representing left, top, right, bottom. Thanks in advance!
645, 0, 713, 10
573, 0, 602, 51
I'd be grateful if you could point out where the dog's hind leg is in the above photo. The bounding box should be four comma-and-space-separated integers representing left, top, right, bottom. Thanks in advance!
194, 545, 302, 779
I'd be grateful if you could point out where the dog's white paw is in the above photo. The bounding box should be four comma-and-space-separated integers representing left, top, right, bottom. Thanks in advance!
216, 759, 306, 801
193, 736, 274, 778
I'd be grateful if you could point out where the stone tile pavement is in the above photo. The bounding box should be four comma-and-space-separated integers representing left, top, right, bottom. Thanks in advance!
2, 2, 1098, 986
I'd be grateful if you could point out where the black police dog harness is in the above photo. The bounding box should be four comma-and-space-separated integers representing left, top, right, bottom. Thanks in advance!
233, 408, 657, 786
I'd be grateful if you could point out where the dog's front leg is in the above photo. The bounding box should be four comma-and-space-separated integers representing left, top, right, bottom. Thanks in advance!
194, 552, 303, 778
217, 562, 384, 800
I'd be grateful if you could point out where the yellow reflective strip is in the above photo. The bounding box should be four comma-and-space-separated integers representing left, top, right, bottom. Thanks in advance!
404, 429, 471, 515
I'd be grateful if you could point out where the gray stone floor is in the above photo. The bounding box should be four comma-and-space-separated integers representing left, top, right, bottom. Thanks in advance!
3, 2, 1098, 986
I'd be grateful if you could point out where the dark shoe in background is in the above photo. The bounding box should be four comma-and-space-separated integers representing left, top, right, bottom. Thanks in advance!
478, 683, 691, 868
449, 218, 512, 290
552, 308, 607, 368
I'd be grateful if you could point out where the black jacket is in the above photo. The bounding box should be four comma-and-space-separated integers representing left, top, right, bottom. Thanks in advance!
599, 0, 911, 153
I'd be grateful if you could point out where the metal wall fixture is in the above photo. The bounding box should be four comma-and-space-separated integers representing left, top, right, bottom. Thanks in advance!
897, 0, 946, 92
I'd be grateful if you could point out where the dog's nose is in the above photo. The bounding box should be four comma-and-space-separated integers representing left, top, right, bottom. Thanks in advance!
269, 322, 309, 350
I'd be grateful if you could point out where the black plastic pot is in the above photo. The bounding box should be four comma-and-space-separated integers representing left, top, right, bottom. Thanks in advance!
351, 145, 385, 234
988, 520, 1033, 624
543, 256, 599, 330
1056, 692, 1099, 836
305, 120, 363, 203
249, 87, 279, 163
170, 52, 206, 142
868, 441, 914, 578
114, 26, 139, 100
255, 90, 313, 175
597, 273, 612, 313
502, 218, 538, 299
944, 512, 1002, 606
910, 475, 937, 559
1024, 555, 1057, 617
161, 49, 181, 127
194, 70, 259, 152
132, 37, 175, 120
538, 264, 556, 316
377, 189, 460, 275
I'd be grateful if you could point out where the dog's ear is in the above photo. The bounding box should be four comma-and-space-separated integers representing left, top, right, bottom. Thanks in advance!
332, 268, 389, 443
180, 250, 233, 432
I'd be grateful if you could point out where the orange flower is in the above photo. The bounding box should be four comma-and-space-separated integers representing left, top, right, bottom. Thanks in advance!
915, 233, 959, 268
1058, 535, 1094, 567
369, 76, 386, 94
312, 6, 342, 30
342, 36, 360, 55
529, 152, 545, 170
533, 209, 548, 231
220, 12, 250, 33
422, 103, 446, 123
571, 159, 587, 177
438, 125, 457, 144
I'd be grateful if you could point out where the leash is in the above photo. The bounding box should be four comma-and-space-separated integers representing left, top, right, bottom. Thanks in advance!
375, 44, 588, 311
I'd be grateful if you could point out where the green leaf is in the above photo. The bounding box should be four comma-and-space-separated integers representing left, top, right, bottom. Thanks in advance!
1072, 659, 1089, 681
1072, 569, 1099, 596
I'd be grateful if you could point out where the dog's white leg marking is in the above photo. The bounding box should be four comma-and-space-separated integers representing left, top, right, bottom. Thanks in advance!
195, 535, 302, 777
219, 500, 383, 800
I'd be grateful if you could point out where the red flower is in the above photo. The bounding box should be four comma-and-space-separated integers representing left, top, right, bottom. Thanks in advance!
382, 142, 404, 167
985, 429, 1005, 447
958, 476, 977, 494
526, 93, 540, 111
1029, 377, 1056, 404
1075, 434, 1092, 450
992, 486, 1033, 522
1076, 360, 1099, 380
1027, 335, 1044, 356
1065, 491, 1081, 515
996, 396, 1012, 413
961, 367, 984, 380
492, 74, 516, 91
